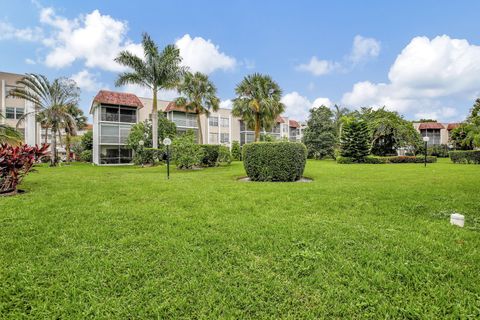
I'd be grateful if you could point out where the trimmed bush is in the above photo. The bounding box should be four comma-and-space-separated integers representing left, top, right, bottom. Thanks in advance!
200, 145, 220, 167
80, 150, 92, 162
337, 155, 437, 164
218, 145, 232, 165
172, 132, 203, 169
231, 141, 241, 161
449, 150, 480, 164
242, 142, 307, 182
387, 156, 437, 163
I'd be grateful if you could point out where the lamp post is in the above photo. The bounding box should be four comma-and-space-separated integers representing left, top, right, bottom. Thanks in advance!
163, 138, 172, 179
138, 140, 145, 167
422, 136, 430, 167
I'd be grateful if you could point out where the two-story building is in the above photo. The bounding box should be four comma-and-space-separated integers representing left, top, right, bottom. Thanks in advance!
90, 90, 303, 165
413, 122, 460, 146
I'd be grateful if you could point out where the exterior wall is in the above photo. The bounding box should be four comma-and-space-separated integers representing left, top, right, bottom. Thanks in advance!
0, 71, 41, 145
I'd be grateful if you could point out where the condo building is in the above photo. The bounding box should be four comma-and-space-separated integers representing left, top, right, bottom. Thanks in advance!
90, 90, 303, 165
413, 122, 460, 146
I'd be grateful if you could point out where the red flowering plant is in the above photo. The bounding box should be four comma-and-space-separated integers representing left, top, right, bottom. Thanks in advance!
0, 143, 49, 195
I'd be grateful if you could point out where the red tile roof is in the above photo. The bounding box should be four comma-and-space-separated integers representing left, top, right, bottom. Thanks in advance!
93, 90, 144, 108
289, 119, 300, 128
85, 124, 93, 130
276, 116, 285, 123
447, 123, 460, 130
164, 102, 197, 113
418, 122, 444, 130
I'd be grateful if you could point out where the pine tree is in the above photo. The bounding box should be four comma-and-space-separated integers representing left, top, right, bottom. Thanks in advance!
302, 106, 336, 159
340, 117, 370, 162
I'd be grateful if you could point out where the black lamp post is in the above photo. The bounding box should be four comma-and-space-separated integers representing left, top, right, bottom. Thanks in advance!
163, 138, 172, 179
422, 136, 430, 167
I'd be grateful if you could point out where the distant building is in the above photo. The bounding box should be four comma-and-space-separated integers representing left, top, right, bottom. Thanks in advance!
413, 122, 460, 146
90, 90, 302, 165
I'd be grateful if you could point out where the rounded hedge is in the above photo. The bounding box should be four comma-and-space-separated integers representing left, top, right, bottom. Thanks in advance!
242, 142, 307, 182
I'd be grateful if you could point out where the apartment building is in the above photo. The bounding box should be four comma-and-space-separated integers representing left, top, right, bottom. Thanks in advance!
413, 122, 460, 146
0, 71, 40, 145
90, 90, 303, 165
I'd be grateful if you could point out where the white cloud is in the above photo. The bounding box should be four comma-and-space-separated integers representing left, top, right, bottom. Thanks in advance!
415, 107, 458, 121
297, 35, 380, 76
119, 84, 178, 101
0, 21, 43, 41
39, 7, 142, 72
71, 70, 107, 92
281, 92, 333, 121
25, 58, 36, 65
341, 35, 480, 121
175, 34, 236, 74
350, 35, 381, 63
219, 99, 233, 109
296, 56, 338, 76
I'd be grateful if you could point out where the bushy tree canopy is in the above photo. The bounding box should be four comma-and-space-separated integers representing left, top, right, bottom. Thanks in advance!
302, 105, 336, 159
340, 117, 370, 161
451, 98, 480, 149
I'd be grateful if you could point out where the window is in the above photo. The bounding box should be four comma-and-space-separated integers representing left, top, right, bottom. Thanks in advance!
101, 106, 136, 123
209, 116, 218, 127
209, 132, 218, 144
220, 117, 229, 128
100, 146, 133, 164
220, 133, 229, 144
5, 107, 24, 119
5, 107, 15, 119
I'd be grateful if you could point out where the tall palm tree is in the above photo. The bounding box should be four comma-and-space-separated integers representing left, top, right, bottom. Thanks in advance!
115, 33, 186, 148
175, 72, 220, 144
8, 74, 80, 166
36, 110, 52, 144
332, 104, 349, 138
0, 114, 23, 144
64, 105, 87, 163
232, 74, 284, 142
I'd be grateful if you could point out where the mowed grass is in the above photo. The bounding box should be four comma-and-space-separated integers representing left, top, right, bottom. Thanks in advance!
1, 160, 479, 319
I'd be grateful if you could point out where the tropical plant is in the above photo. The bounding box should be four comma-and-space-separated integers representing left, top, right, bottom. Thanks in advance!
175, 72, 220, 144
115, 33, 185, 149
8, 74, 80, 166
302, 105, 336, 159
81, 130, 93, 151
357, 107, 421, 156
64, 105, 87, 163
232, 74, 284, 142
171, 130, 203, 169
231, 140, 241, 161
332, 104, 350, 139
0, 143, 49, 194
339, 117, 370, 162
450, 99, 480, 149
0, 114, 23, 145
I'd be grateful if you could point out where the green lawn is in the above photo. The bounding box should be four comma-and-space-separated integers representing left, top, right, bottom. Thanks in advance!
1, 160, 479, 318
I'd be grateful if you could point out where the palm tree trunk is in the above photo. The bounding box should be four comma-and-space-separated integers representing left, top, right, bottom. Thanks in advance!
254, 113, 260, 142
66, 132, 71, 163
152, 88, 158, 149
44, 127, 49, 144
196, 111, 203, 144
51, 128, 57, 166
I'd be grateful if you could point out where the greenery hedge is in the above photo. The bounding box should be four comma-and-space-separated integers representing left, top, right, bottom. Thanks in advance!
199, 145, 232, 167
337, 155, 437, 164
242, 142, 307, 182
449, 150, 480, 164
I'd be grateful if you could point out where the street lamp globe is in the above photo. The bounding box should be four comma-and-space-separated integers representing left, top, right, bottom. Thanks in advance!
139, 140, 144, 146
422, 136, 430, 142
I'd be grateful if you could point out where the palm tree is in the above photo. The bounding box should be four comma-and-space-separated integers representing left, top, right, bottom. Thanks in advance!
115, 33, 186, 148
64, 105, 87, 163
175, 72, 220, 144
8, 74, 80, 166
332, 104, 349, 138
232, 74, 284, 142
0, 114, 23, 144
36, 110, 52, 144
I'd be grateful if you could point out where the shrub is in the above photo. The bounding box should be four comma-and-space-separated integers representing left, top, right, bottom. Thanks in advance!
242, 142, 307, 182
428, 144, 450, 157
449, 150, 480, 164
172, 131, 203, 169
336, 156, 353, 164
387, 156, 437, 163
200, 145, 220, 167
80, 150, 93, 162
231, 141, 241, 161
364, 156, 388, 164
81, 130, 93, 151
0, 143, 49, 194
218, 145, 232, 165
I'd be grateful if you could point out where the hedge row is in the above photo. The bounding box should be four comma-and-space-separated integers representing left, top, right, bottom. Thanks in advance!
199, 145, 232, 167
337, 155, 437, 164
449, 150, 480, 164
243, 142, 307, 181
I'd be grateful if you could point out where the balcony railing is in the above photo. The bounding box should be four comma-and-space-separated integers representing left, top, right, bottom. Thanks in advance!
173, 119, 197, 128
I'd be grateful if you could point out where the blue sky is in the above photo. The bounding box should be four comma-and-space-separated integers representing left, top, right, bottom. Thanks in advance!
1, 0, 480, 122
